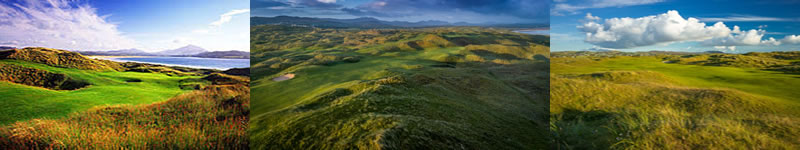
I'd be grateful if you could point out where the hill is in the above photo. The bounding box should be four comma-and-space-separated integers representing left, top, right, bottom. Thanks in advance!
250, 16, 548, 29
0, 47, 125, 71
0, 47, 250, 149
79, 48, 155, 56
249, 25, 550, 149
193, 50, 249, 59
550, 51, 800, 149
154, 45, 208, 56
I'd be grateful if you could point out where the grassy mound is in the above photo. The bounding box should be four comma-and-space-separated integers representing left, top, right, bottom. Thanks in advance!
0, 84, 249, 149
0, 59, 195, 125
0, 64, 89, 90
0, 47, 124, 71
550, 52, 800, 149
250, 25, 550, 149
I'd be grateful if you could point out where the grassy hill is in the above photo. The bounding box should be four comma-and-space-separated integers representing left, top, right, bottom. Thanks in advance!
0, 48, 249, 149
550, 51, 800, 149
250, 25, 549, 149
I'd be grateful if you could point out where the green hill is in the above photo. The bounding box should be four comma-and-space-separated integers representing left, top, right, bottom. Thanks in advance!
550, 52, 800, 149
249, 25, 550, 149
0, 47, 249, 149
0, 47, 125, 71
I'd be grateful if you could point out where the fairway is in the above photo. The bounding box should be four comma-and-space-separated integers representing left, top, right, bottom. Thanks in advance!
0, 60, 193, 124
550, 52, 800, 149
552, 56, 800, 102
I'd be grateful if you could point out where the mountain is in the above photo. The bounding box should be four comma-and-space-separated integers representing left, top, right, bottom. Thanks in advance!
0, 46, 15, 50
155, 45, 208, 56
79, 48, 155, 56
192, 50, 249, 59
251, 16, 548, 29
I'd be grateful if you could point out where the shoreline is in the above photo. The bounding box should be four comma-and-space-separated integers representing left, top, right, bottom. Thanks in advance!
93, 56, 247, 70
87, 55, 154, 59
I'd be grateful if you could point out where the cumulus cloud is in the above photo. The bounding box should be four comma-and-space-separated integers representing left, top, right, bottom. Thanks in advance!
211, 9, 250, 27
577, 10, 800, 49
698, 15, 792, 22
578, 10, 733, 48
0, 0, 136, 50
782, 35, 800, 44
552, 0, 663, 16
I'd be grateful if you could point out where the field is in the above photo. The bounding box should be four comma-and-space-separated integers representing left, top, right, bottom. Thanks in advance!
250, 25, 550, 149
0, 48, 249, 149
550, 51, 800, 149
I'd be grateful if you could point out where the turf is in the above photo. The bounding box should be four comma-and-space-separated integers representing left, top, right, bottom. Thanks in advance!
249, 26, 550, 149
550, 53, 800, 149
0, 59, 194, 125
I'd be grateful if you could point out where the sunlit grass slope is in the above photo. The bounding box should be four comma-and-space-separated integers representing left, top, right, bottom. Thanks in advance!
550, 52, 800, 149
0, 84, 249, 149
0, 47, 250, 149
250, 25, 550, 149
0, 59, 193, 125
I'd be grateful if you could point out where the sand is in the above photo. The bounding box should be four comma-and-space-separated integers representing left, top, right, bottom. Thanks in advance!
272, 74, 296, 81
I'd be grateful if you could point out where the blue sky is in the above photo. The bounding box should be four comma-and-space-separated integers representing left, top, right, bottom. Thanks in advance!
251, 0, 549, 24
551, 0, 800, 52
0, 0, 249, 51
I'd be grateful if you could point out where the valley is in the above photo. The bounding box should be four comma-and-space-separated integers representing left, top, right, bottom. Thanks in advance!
249, 24, 550, 149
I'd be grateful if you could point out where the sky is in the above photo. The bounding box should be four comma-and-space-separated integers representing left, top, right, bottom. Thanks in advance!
251, 0, 550, 24
0, 0, 249, 52
551, 0, 800, 53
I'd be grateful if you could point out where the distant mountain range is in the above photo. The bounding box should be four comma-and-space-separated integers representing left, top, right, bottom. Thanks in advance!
77, 45, 248, 59
154, 45, 208, 56
0, 46, 16, 50
251, 16, 548, 29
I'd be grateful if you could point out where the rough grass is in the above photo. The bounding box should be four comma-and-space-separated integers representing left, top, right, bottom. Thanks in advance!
0, 63, 90, 90
0, 47, 250, 149
0, 84, 250, 149
250, 26, 550, 149
550, 53, 800, 149
0, 48, 124, 71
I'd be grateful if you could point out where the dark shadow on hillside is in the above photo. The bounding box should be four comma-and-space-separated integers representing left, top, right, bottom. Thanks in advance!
470, 49, 524, 60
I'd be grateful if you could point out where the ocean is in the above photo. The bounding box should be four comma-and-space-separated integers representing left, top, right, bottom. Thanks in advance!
104, 57, 249, 70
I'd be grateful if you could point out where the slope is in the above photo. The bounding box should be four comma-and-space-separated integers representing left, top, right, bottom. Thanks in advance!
250, 25, 550, 149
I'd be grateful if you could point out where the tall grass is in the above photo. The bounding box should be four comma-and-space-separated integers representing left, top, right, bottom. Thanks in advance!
0, 84, 249, 149
550, 53, 800, 149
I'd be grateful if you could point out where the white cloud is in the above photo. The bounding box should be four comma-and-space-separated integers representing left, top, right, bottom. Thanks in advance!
577, 10, 800, 49
210, 9, 250, 27
552, 0, 663, 16
701, 28, 780, 46
698, 15, 792, 22
714, 46, 736, 51
781, 35, 800, 44
0, 0, 136, 50
578, 10, 733, 49
317, 0, 337, 4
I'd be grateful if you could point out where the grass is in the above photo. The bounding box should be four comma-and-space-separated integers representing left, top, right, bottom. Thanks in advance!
250, 25, 550, 149
550, 53, 800, 149
0, 47, 250, 149
0, 60, 196, 125
0, 84, 249, 149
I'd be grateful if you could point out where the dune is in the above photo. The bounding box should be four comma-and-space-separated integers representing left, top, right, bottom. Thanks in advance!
272, 74, 295, 81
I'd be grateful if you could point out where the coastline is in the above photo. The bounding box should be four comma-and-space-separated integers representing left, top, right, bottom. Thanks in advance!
87, 55, 153, 59
93, 56, 248, 70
